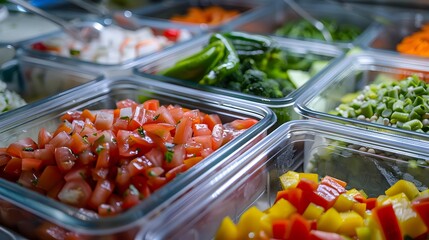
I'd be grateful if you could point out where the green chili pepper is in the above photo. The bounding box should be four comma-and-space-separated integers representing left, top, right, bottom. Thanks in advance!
160, 40, 225, 82
199, 33, 239, 85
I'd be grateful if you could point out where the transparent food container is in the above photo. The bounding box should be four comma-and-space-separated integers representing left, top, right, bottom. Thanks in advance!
22, 20, 199, 77
0, 10, 60, 47
0, 76, 275, 239
137, 120, 429, 239
135, 33, 343, 124
0, 55, 101, 122
364, 11, 429, 57
129, 0, 264, 32
295, 51, 429, 141
227, 1, 374, 49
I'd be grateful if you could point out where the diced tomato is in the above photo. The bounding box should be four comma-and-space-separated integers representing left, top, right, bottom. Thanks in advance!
3, 157, 22, 179
143, 123, 175, 141
55, 147, 76, 173
112, 118, 130, 133
98, 204, 118, 217
58, 179, 92, 208
203, 114, 222, 130
144, 148, 163, 167
200, 148, 214, 158
47, 180, 65, 200
0, 149, 11, 167
163, 144, 185, 170
193, 123, 211, 136
183, 110, 202, 125
131, 175, 151, 199
69, 133, 89, 154
94, 111, 114, 130
147, 176, 167, 192
17, 170, 38, 189
37, 166, 63, 191
81, 109, 96, 123
38, 128, 53, 149
21, 150, 35, 159
165, 164, 186, 181
183, 156, 204, 170
229, 118, 258, 130
116, 166, 131, 193
211, 124, 224, 151
88, 179, 115, 210
128, 106, 147, 130
50, 131, 71, 148
143, 99, 160, 111
53, 121, 73, 137
184, 141, 203, 156
192, 135, 212, 150
117, 130, 154, 157
127, 156, 153, 177
309, 230, 343, 240
22, 158, 43, 171
163, 28, 180, 41
116, 99, 138, 109
6, 138, 38, 158
144, 166, 164, 179
60, 110, 82, 123
122, 185, 140, 210
96, 142, 110, 169
169, 106, 184, 123
78, 149, 96, 165
32, 42, 48, 51
155, 106, 176, 125
64, 166, 90, 182
36, 222, 68, 240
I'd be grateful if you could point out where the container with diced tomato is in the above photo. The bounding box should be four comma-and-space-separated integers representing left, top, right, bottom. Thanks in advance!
136, 120, 429, 239
0, 76, 275, 240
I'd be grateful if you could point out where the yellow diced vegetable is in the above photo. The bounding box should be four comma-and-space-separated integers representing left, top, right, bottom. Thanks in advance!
385, 180, 420, 200
352, 202, 367, 218
356, 226, 371, 240
302, 202, 324, 220
279, 171, 299, 190
317, 208, 343, 233
334, 194, 356, 212
337, 211, 364, 236
215, 217, 238, 240
267, 198, 296, 220
237, 206, 266, 239
298, 173, 319, 184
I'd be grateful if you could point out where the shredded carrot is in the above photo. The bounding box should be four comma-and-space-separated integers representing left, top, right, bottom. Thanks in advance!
170, 6, 240, 25
396, 23, 429, 57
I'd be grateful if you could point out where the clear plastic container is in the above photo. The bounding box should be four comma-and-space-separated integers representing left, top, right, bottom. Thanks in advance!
226, 1, 374, 49
134, 33, 343, 124
0, 55, 101, 122
0, 76, 275, 239
21, 20, 199, 77
129, 0, 265, 32
363, 11, 429, 57
295, 51, 429, 141
137, 119, 429, 239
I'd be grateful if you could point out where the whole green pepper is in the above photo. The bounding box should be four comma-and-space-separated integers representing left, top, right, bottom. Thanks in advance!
199, 33, 239, 85
160, 40, 225, 82
222, 31, 274, 58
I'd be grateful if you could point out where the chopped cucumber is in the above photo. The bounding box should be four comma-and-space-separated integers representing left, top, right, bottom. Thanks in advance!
287, 69, 311, 89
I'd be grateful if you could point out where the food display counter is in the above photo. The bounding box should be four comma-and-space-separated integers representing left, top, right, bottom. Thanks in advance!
0, 0, 429, 239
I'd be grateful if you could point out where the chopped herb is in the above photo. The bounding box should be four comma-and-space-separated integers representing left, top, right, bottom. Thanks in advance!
177, 120, 181, 125
70, 49, 81, 56
79, 172, 86, 179
82, 135, 89, 144
120, 116, 130, 120
95, 135, 105, 144
31, 178, 38, 186
23, 147, 34, 152
148, 170, 156, 177
153, 114, 160, 121
96, 145, 105, 154
129, 184, 139, 196
165, 150, 174, 163
107, 208, 112, 213
137, 127, 145, 137
112, 138, 117, 143
93, 133, 98, 136
165, 142, 175, 150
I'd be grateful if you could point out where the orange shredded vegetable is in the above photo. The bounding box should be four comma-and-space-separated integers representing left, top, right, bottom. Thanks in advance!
170, 6, 240, 25
396, 23, 429, 57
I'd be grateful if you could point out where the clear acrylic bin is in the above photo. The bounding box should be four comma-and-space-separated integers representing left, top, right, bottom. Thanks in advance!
0, 55, 101, 122
226, 1, 374, 49
0, 76, 275, 239
137, 120, 429, 239
129, 0, 265, 32
21, 20, 200, 77
295, 51, 429, 141
135, 33, 343, 124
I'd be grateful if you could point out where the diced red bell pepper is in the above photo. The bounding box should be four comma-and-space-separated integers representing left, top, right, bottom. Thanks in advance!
365, 197, 378, 210
286, 214, 311, 240
272, 219, 289, 239
372, 203, 402, 240
297, 178, 318, 192
412, 196, 429, 228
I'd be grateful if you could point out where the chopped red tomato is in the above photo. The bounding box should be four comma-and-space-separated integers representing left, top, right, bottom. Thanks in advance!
57, 179, 92, 208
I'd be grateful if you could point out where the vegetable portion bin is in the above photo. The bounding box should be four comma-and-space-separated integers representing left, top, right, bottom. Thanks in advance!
295, 51, 429, 141
137, 120, 429, 239
135, 33, 343, 124
22, 20, 198, 77
129, 0, 264, 32
227, 1, 374, 48
0, 55, 101, 121
0, 76, 275, 239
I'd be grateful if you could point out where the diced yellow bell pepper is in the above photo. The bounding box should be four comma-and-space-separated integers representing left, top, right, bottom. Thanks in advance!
356, 226, 371, 240
267, 198, 296, 221
366, 217, 383, 240
333, 194, 356, 212
237, 206, 266, 239
298, 173, 319, 184
352, 202, 367, 218
385, 180, 420, 201
337, 211, 364, 236
420, 189, 429, 197
259, 214, 272, 237
279, 171, 299, 190
317, 208, 343, 233
215, 217, 238, 240
302, 202, 324, 220
383, 193, 428, 238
